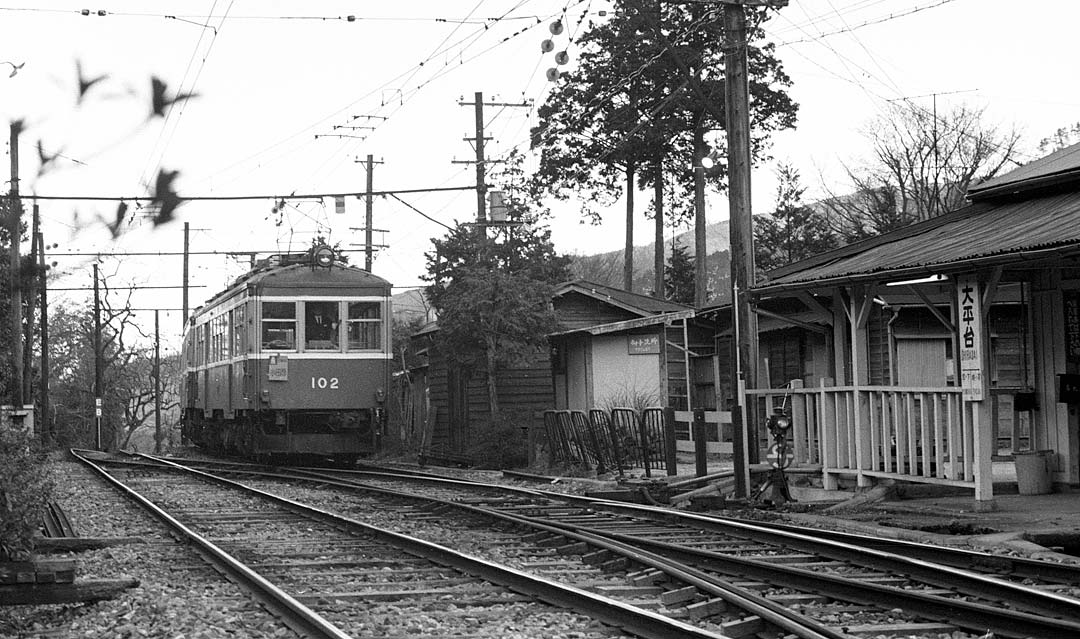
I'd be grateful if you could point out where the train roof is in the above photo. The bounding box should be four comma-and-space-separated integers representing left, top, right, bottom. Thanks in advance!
190, 258, 391, 320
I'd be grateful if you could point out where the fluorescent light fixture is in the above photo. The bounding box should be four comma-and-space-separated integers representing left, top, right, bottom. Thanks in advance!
885, 273, 948, 287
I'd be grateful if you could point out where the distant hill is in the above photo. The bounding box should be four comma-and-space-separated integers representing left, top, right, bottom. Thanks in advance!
568, 220, 733, 304
392, 288, 433, 324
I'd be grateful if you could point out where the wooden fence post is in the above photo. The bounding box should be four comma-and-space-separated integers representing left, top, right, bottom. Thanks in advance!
791, 379, 806, 464
820, 378, 838, 490
664, 405, 678, 476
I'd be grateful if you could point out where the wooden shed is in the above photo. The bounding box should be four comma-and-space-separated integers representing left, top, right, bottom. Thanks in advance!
407, 279, 690, 461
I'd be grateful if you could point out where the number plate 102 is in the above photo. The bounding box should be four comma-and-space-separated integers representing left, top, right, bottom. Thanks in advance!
311, 377, 340, 389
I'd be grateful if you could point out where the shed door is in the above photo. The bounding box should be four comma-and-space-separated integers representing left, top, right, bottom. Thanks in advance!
897, 339, 947, 387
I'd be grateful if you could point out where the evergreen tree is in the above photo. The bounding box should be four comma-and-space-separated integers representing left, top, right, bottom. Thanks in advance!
755, 163, 838, 275
664, 243, 696, 305
425, 151, 572, 415
531, 1, 797, 294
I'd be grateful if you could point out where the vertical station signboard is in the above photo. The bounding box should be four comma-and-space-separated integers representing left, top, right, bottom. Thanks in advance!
956, 273, 984, 401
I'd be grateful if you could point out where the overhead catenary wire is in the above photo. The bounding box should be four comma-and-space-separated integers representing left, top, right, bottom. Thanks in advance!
20, 184, 477, 202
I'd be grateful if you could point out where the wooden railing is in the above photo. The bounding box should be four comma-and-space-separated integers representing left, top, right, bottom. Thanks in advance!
747, 380, 974, 489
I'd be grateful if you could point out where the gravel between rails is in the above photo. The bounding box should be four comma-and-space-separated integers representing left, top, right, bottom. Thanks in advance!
1, 459, 301, 639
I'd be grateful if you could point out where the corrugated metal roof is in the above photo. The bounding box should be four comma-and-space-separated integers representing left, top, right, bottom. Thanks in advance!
969, 141, 1080, 200
756, 190, 1080, 293
552, 279, 691, 315
548, 309, 697, 337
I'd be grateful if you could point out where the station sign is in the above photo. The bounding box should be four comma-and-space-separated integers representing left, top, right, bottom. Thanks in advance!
956, 273, 984, 401
628, 334, 661, 355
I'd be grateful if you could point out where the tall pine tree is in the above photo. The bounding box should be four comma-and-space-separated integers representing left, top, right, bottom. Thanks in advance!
754, 163, 838, 275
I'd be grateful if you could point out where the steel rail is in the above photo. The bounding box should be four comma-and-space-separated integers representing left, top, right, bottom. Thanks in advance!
289, 465, 1080, 594
134, 454, 735, 639
271, 465, 1080, 634
530, 514, 1080, 639
572, 500, 1080, 621
286, 466, 1080, 639
740, 518, 1080, 584
70, 450, 353, 639
140, 459, 1080, 636
137, 455, 844, 639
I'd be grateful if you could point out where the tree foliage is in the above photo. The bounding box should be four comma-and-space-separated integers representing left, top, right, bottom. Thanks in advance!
822, 102, 1020, 242
663, 242, 696, 304
1038, 122, 1080, 155
530, 1, 797, 292
47, 279, 180, 451
425, 151, 572, 414
0, 430, 53, 561
754, 163, 838, 274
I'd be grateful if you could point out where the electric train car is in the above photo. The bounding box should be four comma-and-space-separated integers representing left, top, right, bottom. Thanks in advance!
181, 246, 391, 462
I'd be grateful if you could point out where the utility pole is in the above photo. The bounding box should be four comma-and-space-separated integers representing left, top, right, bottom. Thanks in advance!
182, 222, 189, 329
23, 204, 38, 406
93, 263, 103, 451
154, 310, 161, 454
454, 92, 531, 225
37, 222, 49, 442
693, 120, 708, 307
354, 154, 384, 271
723, 0, 784, 497
472, 91, 486, 223
8, 122, 23, 409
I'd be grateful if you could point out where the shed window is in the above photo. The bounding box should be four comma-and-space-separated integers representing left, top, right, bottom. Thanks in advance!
262, 301, 296, 350
305, 301, 340, 351
347, 302, 381, 350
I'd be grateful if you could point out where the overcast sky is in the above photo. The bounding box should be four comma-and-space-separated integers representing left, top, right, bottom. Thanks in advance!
3, 0, 1079, 343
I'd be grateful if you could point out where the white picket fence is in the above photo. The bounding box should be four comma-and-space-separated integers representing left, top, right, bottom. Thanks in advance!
746, 380, 975, 489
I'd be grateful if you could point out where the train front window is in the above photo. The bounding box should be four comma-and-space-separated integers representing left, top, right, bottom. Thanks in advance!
262, 301, 296, 350
305, 301, 340, 351
347, 302, 381, 350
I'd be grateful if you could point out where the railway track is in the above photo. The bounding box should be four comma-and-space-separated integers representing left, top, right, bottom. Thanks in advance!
72, 450, 731, 639
129, 454, 1080, 638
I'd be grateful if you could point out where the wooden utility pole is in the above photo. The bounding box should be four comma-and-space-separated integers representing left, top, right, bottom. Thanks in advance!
93, 263, 103, 450
454, 93, 531, 225
182, 222, 189, 329
154, 310, 161, 454
723, 0, 773, 497
354, 154, 384, 271
693, 120, 708, 306
473, 91, 487, 223
8, 122, 23, 408
23, 204, 39, 406
37, 223, 49, 442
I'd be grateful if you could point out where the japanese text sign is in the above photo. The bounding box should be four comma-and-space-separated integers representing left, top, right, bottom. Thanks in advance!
628, 334, 661, 355
956, 274, 984, 401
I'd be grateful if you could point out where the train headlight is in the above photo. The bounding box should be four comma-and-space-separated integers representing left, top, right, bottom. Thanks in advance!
313, 245, 335, 268
375, 388, 385, 403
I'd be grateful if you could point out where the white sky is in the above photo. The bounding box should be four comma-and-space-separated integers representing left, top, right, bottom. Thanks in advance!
2, 0, 1079, 345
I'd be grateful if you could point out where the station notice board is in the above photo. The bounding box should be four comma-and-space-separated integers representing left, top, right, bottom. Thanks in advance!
628, 334, 661, 355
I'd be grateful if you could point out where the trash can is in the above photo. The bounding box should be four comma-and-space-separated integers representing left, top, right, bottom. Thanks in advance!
1014, 450, 1053, 495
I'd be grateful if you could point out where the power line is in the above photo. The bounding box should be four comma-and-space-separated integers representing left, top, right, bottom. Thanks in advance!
772, 0, 960, 47
48, 285, 205, 291
21, 184, 476, 202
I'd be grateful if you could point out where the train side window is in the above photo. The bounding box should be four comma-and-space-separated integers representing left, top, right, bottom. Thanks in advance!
304, 301, 340, 351
347, 302, 381, 350
262, 301, 296, 350
232, 305, 245, 356
195, 323, 206, 366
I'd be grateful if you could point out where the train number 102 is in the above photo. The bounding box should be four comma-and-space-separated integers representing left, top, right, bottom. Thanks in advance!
310, 377, 340, 390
